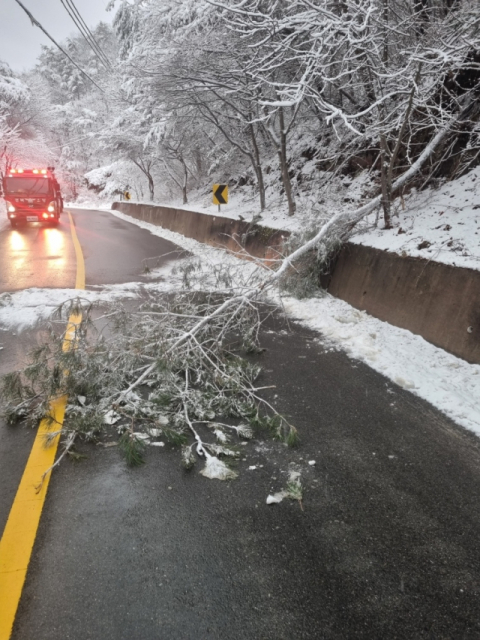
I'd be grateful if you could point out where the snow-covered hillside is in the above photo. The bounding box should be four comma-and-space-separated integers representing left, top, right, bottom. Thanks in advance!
352, 166, 480, 272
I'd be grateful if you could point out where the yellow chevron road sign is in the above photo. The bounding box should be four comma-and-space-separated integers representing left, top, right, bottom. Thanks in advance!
213, 184, 228, 205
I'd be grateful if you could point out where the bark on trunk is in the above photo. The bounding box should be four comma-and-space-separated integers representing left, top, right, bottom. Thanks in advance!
132, 159, 155, 202
380, 134, 392, 229
249, 123, 266, 211
181, 158, 188, 205
278, 108, 296, 216
148, 174, 155, 201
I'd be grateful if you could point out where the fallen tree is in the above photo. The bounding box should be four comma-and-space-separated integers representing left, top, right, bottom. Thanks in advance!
0, 99, 475, 480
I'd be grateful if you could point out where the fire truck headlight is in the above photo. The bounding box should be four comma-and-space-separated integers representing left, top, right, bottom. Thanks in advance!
47, 202, 55, 213
6, 202, 15, 213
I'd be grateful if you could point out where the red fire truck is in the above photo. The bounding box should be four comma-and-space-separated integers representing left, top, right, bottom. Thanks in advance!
1, 167, 64, 228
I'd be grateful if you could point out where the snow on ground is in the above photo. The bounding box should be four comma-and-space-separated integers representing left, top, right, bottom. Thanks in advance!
66, 201, 113, 211
0, 201, 9, 232
83, 136, 371, 234
109, 208, 259, 269
281, 294, 480, 436
88, 190, 303, 232
352, 166, 480, 271
158, 164, 480, 271
142, 190, 300, 232
0, 284, 142, 332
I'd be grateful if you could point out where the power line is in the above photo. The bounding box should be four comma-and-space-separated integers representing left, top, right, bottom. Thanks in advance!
64, 0, 113, 69
14, 0, 105, 93
59, 0, 113, 70
60, 0, 109, 69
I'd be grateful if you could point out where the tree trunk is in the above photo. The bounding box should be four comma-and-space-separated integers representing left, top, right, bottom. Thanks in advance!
148, 173, 155, 201
278, 108, 296, 216
249, 123, 266, 211
181, 157, 188, 205
380, 134, 392, 229
132, 159, 155, 202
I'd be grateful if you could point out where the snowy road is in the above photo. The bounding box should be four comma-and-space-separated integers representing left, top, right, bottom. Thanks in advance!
1, 208, 480, 639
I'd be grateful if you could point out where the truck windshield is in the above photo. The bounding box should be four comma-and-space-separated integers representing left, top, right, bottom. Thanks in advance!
4, 177, 50, 195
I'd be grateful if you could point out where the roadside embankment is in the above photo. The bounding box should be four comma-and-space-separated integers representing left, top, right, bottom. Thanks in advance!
329, 243, 479, 365
111, 202, 479, 364
111, 201, 287, 263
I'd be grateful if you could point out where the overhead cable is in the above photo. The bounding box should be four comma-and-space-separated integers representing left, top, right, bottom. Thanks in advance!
60, 0, 113, 70
65, 0, 113, 68
14, 0, 105, 93
60, 0, 110, 69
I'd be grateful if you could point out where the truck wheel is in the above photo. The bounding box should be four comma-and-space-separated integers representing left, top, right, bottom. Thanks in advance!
10, 220, 17, 229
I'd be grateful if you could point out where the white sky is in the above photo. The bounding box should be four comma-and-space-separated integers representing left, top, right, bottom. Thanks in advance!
0, 0, 115, 72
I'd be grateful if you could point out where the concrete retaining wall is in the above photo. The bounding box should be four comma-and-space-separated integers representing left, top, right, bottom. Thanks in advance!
112, 202, 480, 364
328, 243, 480, 364
111, 202, 288, 263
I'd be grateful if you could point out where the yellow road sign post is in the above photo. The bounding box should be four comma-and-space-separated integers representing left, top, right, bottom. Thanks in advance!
213, 184, 228, 212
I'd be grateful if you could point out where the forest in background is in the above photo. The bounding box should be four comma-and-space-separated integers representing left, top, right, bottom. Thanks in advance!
1, 0, 480, 231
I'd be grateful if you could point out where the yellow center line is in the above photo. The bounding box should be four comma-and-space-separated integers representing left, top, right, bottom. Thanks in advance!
0, 210, 85, 640
68, 210, 86, 290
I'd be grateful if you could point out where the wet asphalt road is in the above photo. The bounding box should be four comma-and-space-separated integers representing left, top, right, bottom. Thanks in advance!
0, 208, 182, 547
0, 218, 75, 540
0, 333, 36, 540
69, 207, 183, 287
0, 219, 77, 292
1, 209, 480, 638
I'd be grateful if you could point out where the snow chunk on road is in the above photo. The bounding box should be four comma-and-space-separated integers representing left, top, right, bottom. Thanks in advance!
200, 455, 238, 480
104, 410, 121, 425
266, 492, 286, 504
